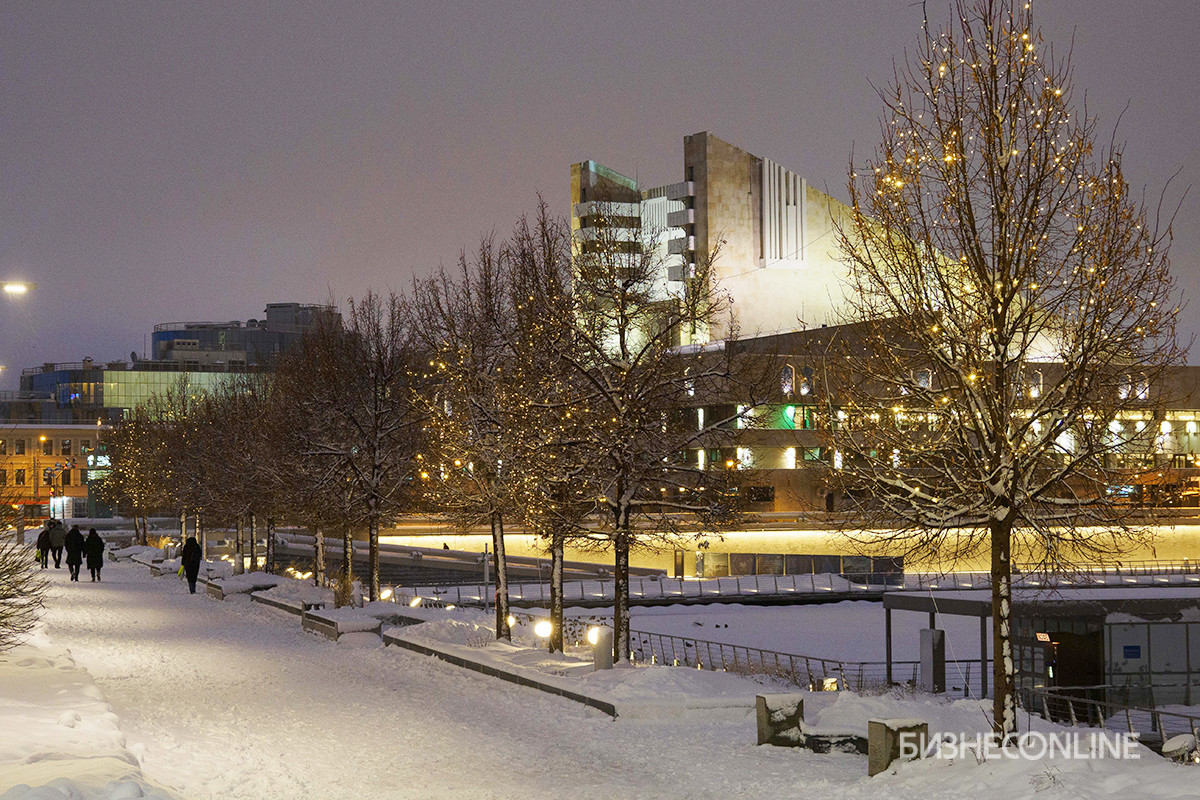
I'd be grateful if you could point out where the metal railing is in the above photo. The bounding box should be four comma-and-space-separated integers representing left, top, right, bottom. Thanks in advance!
404, 572, 891, 606
628, 629, 989, 694
1019, 685, 1200, 745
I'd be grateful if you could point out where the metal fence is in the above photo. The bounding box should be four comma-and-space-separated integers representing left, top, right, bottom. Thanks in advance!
1019, 685, 1200, 746
628, 629, 989, 694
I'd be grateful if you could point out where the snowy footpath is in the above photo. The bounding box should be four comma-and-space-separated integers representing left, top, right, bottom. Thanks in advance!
3, 561, 1199, 799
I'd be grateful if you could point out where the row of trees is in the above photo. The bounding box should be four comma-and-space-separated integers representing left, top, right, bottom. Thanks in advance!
91, 1, 1182, 739
99, 203, 767, 659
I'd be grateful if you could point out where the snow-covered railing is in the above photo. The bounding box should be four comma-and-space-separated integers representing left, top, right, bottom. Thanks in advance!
397, 572, 886, 606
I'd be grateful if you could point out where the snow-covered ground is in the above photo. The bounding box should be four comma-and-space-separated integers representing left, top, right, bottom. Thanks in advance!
4, 561, 1200, 799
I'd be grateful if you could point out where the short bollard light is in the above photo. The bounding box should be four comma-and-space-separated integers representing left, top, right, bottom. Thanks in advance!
591, 626, 614, 671
506, 614, 517, 629
409, 596, 422, 607
380, 588, 393, 600
533, 619, 553, 638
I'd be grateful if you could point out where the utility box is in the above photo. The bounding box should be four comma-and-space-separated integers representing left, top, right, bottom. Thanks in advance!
920, 628, 945, 694
593, 627, 614, 671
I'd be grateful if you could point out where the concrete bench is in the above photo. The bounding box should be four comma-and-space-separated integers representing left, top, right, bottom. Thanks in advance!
756, 694, 805, 746
868, 718, 928, 776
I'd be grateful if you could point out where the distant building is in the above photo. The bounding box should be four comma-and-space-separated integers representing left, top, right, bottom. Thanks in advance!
571, 132, 854, 340
6, 302, 335, 518
151, 302, 338, 366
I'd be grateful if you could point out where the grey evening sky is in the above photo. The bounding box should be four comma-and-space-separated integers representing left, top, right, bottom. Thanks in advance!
1, 1, 1197, 389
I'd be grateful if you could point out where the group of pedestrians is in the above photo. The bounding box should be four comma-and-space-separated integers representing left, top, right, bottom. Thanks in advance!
35, 520, 105, 581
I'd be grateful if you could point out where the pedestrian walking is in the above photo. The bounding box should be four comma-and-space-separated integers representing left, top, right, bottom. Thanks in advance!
35, 523, 51, 569
49, 520, 67, 568
64, 525, 85, 581
85, 528, 105, 582
180, 535, 202, 594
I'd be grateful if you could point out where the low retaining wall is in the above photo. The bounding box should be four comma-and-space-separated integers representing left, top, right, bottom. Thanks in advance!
382, 631, 618, 718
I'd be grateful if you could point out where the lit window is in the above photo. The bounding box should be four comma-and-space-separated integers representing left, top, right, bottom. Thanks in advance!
1186, 421, 1197, 435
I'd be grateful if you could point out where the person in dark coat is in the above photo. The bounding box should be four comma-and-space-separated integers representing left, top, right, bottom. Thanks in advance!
85, 529, 105, 582
49, 520, 67, 568
64, 525, 85, 581
35, 524, 51, 569
180, 536, 202, 594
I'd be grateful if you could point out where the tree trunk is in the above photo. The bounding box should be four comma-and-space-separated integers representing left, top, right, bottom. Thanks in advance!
492, 512, 511, 640
368, 513, 379, 601
991, 518, 1017, 739
179, 509, 186, 545
313, 523, 325, 587
249, 514, 258, 573
265, 516, 276, 575
342, 525, 353, 583
234, 517, 245, 575
196, 511, 205, 560
549, 528, 564, 654
614, 530, 630, 663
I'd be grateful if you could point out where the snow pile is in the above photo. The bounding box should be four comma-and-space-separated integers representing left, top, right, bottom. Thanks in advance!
0, 631, 180, 799
213, 572, 289, 595
109, 546, 163, 565
401, 617, 493, 646
255, 577, 332, 607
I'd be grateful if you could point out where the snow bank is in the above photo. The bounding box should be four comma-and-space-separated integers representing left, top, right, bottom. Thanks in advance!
0, 631, 180, 799
213, 572, 289, 595
256, 578, 333, 607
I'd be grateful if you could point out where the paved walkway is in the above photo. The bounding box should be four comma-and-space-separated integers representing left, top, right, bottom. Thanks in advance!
35, 561, 850, 800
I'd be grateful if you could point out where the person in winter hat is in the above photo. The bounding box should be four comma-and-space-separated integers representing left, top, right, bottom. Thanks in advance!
64, 525, 85, 581
180, 536, 202, 594
85, 528, 105, 582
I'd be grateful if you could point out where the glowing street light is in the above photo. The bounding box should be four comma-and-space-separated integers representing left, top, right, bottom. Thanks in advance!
2, 281, 35, 296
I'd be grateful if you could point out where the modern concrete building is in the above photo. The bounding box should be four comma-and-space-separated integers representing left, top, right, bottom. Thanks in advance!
571, 132, 855, 340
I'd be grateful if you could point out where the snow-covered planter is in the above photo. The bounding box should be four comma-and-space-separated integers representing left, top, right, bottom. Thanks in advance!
252, 579, 333, 616
206, 572, 289, 601
302, 607, 382, 642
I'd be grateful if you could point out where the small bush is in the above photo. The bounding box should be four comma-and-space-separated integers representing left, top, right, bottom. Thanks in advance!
0, 543, 46, 650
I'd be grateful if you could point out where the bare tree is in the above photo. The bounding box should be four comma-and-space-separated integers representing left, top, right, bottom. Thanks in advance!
0, 541, 44, 651
97, 406, 164, 545
275, 292, 425, 602
556, 196, 768, 662
828, 0, 1184, 737
412, 236, 524, 639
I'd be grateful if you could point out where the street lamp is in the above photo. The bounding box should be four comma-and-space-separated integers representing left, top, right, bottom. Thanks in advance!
2, 281, 35, 296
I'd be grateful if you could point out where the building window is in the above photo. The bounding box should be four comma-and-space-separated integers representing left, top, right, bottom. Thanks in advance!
42, 438, 53, 456
15, 469, 25, 486
0, 470, 6, 486
62, 469, 71, 487
14, 439, 24, 456
781, 364, 795, 397
915, 369, 932, 390
81, 439, 91, 454
61, 439, 71, 456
